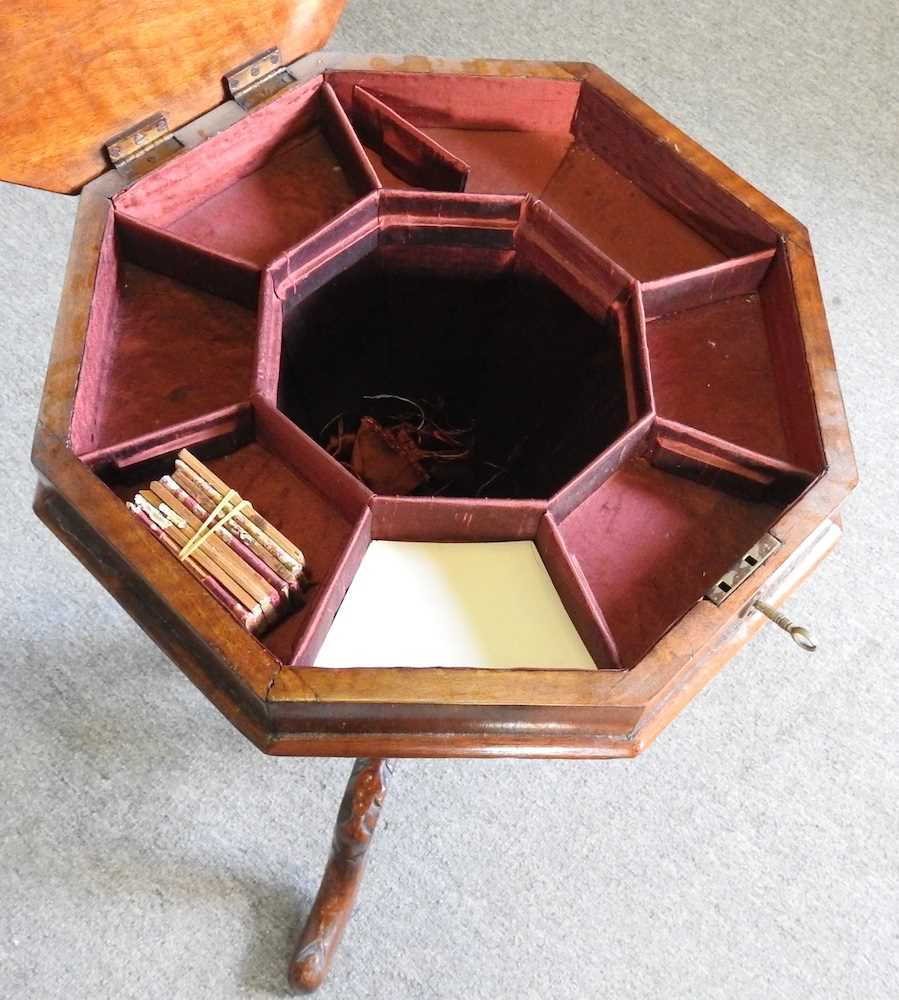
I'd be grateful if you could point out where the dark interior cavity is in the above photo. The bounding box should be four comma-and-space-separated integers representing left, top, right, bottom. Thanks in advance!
278, 251, 630, 500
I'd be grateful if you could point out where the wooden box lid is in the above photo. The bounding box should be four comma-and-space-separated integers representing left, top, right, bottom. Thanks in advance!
0, 0, 346, 193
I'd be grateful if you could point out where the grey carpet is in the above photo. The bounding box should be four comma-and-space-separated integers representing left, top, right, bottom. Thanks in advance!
1, 2, 896, 997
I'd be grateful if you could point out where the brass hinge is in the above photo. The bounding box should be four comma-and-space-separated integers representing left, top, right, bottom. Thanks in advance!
105, 113, 184, 183
225, 47, 295, 111
704, 532, 781, 606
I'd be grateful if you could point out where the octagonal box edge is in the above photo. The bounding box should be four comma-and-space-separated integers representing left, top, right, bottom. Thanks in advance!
30, 53, 856, 758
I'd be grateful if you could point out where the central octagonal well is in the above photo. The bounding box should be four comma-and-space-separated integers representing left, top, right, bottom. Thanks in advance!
273, 203, 643, 501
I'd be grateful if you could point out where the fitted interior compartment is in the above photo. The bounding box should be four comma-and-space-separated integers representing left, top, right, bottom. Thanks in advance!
94, 400, 368, 663
328, 70, 579, 195
112, 76, 377, 269
560, 453, 781, 669
565, 250, 823, 666
559, 77, 778, 276
648, 292, 788, 458
541, 146, 727, 280
642, 245, 826, 476
277, 239, 633, 500
70, 216, 258, 459
324, 70, 773, 283
350, 86, 470, 192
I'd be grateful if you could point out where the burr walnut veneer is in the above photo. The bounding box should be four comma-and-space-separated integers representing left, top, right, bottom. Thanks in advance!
9, 24, 855, 992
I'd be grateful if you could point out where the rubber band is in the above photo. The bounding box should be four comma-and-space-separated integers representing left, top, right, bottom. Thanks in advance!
178, 489, 249, 561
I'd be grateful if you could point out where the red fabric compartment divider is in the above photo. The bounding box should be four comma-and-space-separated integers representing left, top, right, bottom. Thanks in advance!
288, 508, 372, 666
319, 81, 382, 194
253, 271, 282, 403
271, 192, 381, 301
515, 198, 633, 318
352, 86, 470, 192
640, 248, 776, 320
370, 495, 544, 543
115, 211, 261, 308
252, 394, 372, 522
618, 287, 654, 423
536, 513, 622, 670
650, 416, 815, 503
548, 412, 655, 522
79, 402, 253, 472
377, 188, 523, 252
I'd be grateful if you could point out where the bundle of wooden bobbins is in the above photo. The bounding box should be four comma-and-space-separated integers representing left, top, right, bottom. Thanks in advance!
127, 450, 306, 634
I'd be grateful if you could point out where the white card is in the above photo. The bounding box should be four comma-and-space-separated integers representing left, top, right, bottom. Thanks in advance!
314, 540, 596, 669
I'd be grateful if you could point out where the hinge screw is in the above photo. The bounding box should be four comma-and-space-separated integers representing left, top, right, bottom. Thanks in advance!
753, 599, 817, 652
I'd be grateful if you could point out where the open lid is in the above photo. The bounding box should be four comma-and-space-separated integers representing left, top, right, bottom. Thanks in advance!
0, 0, 346, 194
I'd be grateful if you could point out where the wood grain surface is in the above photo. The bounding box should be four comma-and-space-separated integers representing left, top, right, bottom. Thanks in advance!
0, 0, 346, 192
289, 758, 392, 992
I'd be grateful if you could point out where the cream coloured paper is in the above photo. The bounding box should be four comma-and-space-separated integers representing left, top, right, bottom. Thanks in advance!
314, 540, 596, 669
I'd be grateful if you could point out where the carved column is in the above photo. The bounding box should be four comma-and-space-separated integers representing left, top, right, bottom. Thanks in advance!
289, 757, 393, 993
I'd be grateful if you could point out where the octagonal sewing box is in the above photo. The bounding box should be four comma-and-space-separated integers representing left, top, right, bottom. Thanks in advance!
9, 1, 856, 758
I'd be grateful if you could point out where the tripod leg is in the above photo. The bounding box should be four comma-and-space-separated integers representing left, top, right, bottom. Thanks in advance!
289, 758, 393, 993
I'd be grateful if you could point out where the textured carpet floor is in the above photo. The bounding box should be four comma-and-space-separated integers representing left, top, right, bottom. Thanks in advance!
1, 2, 896, 998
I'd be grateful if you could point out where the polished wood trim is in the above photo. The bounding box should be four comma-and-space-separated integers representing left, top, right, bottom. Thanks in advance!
267, 732, 639, 760
38, 173, 121, 438
640, 248, 776, 320
780, 238, 858, 491
262, 515, 843, 758
268, 665, 625, 706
